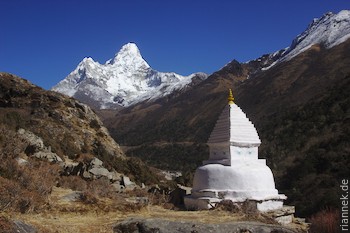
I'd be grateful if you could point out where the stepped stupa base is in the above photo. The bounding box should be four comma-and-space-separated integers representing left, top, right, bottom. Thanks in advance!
184, 194, 286, 212
184, 196, 294, 224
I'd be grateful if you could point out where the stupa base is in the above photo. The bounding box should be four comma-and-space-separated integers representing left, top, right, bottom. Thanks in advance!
184, 195, 285, 212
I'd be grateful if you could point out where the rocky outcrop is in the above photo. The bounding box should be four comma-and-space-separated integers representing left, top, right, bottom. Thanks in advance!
113, 218, 299, 233
17, 128, 63, 163
0, 73, 124, 162
16, 127, 138, 191
0, 73, 150, 192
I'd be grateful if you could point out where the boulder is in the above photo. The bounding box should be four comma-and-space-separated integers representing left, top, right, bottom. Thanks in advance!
18, 128, 44, 152
111, 182, 125, 192
17, 128, 63, 163
122, 176, 137, 191
113, 218, 299, 233
89, 167, 110, 178
33, 151, 63, 163
90, 157, 103, 167
110, 172, 122, 182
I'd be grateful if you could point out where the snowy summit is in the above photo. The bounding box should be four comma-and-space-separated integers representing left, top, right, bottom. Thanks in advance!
257, 10, 350, 70
52, 43, 207, 109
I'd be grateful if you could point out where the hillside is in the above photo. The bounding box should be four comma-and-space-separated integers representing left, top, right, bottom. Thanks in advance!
0, 73, 161, 214
103, 39, 350, 217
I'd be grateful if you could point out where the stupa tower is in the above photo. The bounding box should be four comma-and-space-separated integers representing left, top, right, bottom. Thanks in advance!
184, 89, 286, 211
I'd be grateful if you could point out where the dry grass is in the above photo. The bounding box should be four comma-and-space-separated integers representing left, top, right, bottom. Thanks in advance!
12, 205, 248, 233
9, 187, 248, 233
0, 215, 16, 233
10, 187, 308, 233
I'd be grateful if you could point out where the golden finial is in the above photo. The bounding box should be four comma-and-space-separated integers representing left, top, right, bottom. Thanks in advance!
228, 89, 234, 104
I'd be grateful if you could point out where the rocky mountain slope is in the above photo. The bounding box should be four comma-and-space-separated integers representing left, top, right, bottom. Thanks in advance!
0, 72, 162, 214
52, 43, 207, 109
102, 10, 350, 217
0, 73, 123, 160
252, 10, 350, 71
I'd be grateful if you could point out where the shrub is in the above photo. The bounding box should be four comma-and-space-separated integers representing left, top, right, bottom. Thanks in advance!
19, 160, 60, 196
80, 191, 98, 205
0, 177, 22, 211
309, 207, 340, 233
1, 111, 27, 130
0, 216, 16, 233
76, 153, 94, 164
0, 158, 59, 213
58, 176, 88, 191
87, 178, 114, 198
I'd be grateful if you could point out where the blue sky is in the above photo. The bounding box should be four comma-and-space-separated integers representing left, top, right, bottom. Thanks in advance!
0, 0, 349, 89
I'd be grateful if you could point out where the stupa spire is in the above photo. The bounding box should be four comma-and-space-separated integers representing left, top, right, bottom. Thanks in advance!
228, 89, 234, 104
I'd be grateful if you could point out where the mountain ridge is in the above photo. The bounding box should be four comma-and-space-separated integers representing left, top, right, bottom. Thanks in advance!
246, 10, 350, 71
52, 43, 208, 109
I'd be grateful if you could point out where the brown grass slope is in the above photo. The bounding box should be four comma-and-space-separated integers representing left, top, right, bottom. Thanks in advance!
0, 73, 124, 161
103, 39, 350, 217
0, 73, 161, 213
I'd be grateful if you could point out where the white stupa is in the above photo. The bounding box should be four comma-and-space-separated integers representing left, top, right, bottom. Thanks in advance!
184, 89, 286, 212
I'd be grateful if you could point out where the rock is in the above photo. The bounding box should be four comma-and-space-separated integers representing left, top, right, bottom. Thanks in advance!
18, 128, 44, 152
110, 172, 122, 182
267, 206, 295, 225
122, 176, 137, 191
82, 170, 93, 179
62, 155, 124, 183
90, 157, 103, 167
113, 218, 299, 233
16, 157, 29, 166
111, 182, 125, 192
161, 171, 182, 181
33, 151, 63, 163
62, 162, 82, 176
17, 128, 63, 163
122, 176, 133, 186
125, 197, 149, 205
61, 191, 83, 202
13, 220, 37, 233
89, 167, 111, 178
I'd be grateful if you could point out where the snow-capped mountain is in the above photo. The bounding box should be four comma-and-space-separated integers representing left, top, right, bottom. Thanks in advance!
256, 10, 350, 70
52, 43, 207, 109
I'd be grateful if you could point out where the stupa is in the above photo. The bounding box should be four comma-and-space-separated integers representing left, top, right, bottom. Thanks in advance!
184, 89, 286, 212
